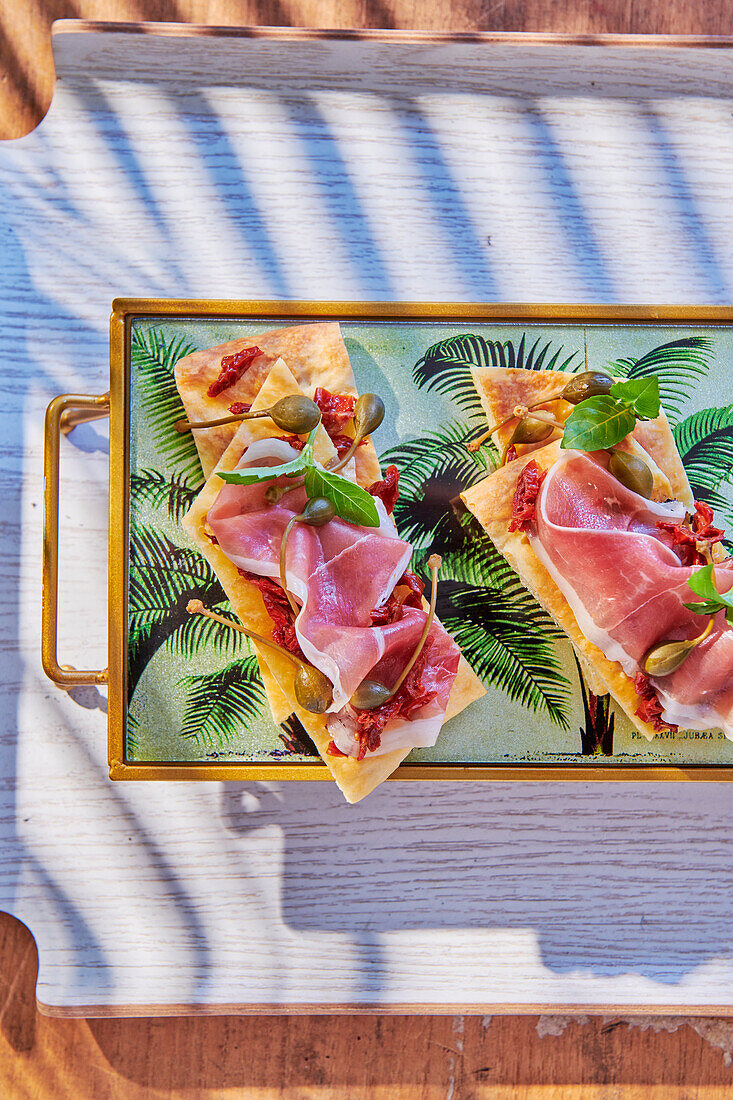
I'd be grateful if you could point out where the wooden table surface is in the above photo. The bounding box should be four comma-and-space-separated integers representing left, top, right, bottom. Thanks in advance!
6, 2, 733, 1097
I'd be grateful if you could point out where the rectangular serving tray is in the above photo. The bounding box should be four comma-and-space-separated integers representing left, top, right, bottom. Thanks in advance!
43, 298, 733, 784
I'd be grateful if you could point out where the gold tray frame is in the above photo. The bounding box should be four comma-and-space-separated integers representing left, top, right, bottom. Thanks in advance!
102, 298, 733, 783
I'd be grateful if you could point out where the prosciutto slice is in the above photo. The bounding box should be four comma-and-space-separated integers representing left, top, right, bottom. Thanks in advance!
530, 450, 733, 735
207, 438, 460, 756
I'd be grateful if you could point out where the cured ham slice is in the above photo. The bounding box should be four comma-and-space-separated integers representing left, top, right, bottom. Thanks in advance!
530, 450, 733, 735
206, 438, 460, 755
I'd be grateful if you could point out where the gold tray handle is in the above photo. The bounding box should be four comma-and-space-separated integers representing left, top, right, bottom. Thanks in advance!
42, 392, 110, 688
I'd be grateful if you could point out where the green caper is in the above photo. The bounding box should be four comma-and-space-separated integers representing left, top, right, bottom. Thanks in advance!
269, 395, 322, 434
608, 450, 654, 499
354, 393, 385, 436
301, 497, 335, 527
642, 639, 696, 678
350, 678, 393, 711
511, 417, 554, 445
561, 371, 614, 405
294, 664, 333, 713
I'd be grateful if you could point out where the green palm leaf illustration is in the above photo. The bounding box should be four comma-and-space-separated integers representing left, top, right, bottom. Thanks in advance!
125, 711, 140, 757
179, 655, 265, 746
438, 580, 570, 729
673, 405, 733, 517
128, 525, 242, 697
130, 469, 202, 521
131, 326, 202, 479
413, 333, 580, 416
381, 422, 491, 552
608, 337, 713, 424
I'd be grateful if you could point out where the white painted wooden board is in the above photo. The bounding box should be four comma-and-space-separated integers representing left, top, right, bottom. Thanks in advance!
4, 23, 733, 1013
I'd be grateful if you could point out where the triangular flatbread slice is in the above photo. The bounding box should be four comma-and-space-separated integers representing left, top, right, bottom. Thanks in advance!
462, 441, 664, 736
462, 366, 707, 740
183, 358, 484, 802
175, 320, 381, 486
472, 366, 693, 507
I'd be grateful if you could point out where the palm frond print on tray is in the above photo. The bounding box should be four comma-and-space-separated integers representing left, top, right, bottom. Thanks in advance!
127, 322, 732, 760
127, 327, 267, 757
386, 330, 724, 755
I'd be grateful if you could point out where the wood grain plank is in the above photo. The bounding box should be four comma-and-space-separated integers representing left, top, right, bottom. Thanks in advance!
6, 1, 733, 139
6, 3, 733, 1096
5, 912, 733, 1098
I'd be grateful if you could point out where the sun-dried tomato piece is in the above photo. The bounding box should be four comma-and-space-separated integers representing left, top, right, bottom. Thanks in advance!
352, 646, 436, 759
506, 444, 518, 463
208, 346, 261, 398
368, 465, 399, 515
508, 460, 546, 533
329, 433, 368, 459
370, 569, 425, 626
634, 673, 678, 733
657, 500, 726, 566
228, 401, 252, 415
238, 569, 303, 658
276, 435, 307, 452
326, 739, 348, 757
313, 387, 357, 434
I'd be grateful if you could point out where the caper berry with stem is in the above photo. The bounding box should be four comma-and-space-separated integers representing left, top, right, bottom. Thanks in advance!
186, 600, 333, 713
351, 554, 442, 712
174, 395, 321, 435
294, 664, 334, 713
561, 371, 614, 405
268, 395, 322, 434
510, 416, 555, 446
280, 497, 336, 614
642, 617, 714, 678
330, 393, 386, 472
608, 450, 654, 499
350, 679, 393, 710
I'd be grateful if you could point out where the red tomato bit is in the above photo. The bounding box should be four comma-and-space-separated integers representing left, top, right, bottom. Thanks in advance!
368, 465, 400, 515
208, 346, 261, 398
657, 500, 725, 566
370, 569, 425, 626
313, 387, 357, 434
353, 647, 436, 759
634, 673, 678, 733
508, 460, 546, 533
238, 569, 303, 658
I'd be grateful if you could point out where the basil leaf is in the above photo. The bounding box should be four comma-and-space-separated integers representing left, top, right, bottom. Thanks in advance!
684, 564, 733, 619
218, 424, 320, 486
560, 396, 636, 452
683, 598, 722, 616
610, 376, 660, 420
686, 563, 720, 601
304, 465, 380, 527
218, 454, 307, 486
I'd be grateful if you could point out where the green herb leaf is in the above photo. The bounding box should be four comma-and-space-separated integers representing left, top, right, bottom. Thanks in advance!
217, 425, 319, 487
304, 465, 380, 527
610, 376, 661, 420
560, 396, 637, 452
683, 563, 733, 623
218, 454, 307, 486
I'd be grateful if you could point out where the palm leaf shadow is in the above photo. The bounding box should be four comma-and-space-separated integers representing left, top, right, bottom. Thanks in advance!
382, 421, 491, 554
131, 326, 203, 481
438, 579, 570, 729
179, 656, 266, 746
413, 332, 581, 419
609, 336, 713, 424
128, 524, 244, 700
674, 405, 733, 519
130, 468, 201, 522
